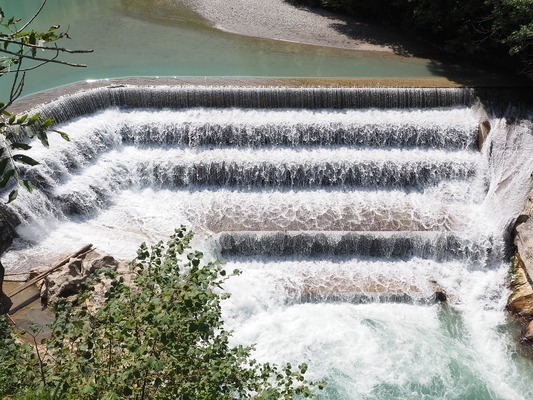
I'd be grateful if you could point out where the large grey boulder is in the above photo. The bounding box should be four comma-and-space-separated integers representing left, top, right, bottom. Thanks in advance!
39, 249, 130, 306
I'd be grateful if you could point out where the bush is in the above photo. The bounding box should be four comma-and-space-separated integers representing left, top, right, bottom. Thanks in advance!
1, 227, 321, 399
285, 0, 533, 79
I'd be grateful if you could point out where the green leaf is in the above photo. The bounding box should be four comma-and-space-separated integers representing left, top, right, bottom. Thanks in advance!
10, 142, 31, 151
37, 132, 49, 147
7, 189, 17, 203
40, 117, 55, 129
21, 179, 36, 192
0, 169, 14, 189
52, 129, 70, 141
13, 154, 39, 166
16, 114, 28, 124
27, 113, 40, 124
0, 157, 9, 175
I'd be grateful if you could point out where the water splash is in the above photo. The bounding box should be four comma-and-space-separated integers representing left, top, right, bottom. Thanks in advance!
3, 87, 533, 399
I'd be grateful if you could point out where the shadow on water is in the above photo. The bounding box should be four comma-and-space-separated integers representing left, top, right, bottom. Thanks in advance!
293, 4, 533, 91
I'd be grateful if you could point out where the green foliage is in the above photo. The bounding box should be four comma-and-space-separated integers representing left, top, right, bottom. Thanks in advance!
0, 108, 66, 203
286, 0, 533, 79
0, 318, 42, 398
1, 227, 321, 399
490, 0, 533, 69
0, 1, 89, 203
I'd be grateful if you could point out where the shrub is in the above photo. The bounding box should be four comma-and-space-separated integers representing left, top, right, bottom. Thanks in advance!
2, 227, 321, 399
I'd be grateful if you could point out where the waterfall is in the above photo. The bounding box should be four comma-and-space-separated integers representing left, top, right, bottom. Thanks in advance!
3, 86, 533, 399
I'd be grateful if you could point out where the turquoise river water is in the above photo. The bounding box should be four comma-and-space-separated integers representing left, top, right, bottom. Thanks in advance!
2, 0, 440, 96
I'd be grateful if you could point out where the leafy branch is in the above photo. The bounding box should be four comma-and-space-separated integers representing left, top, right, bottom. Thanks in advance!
0, 0, 92, 203
1, 227, 324, 398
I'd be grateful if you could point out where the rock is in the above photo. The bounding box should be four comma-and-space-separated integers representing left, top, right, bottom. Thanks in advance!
0, 206, 19, 252
40, 249, 130, 306
510, 189, 533, 343
521, 320, 533, 344
0, 208, 17, 315
508, 294, 533, 319
478, 120, 491, 151
0, 291, 12, 315
429, 279, 447, 302
434, 289, 447, 302
507, 252, 533, 319
513, 191, 533, 284
0, 260, 13, 315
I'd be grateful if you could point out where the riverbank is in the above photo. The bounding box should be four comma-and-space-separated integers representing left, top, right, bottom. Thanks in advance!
180, 0, 427, 56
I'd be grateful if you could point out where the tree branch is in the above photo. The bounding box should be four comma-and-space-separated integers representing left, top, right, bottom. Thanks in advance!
0, 38, 93, 55
0, 47, 88, 68
16, 0, 48, 34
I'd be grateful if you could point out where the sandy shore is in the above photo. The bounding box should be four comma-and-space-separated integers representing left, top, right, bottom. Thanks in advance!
180, 0, 424, 55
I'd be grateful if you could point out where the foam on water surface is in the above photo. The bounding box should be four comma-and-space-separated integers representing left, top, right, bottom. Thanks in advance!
4, 88, 533, 399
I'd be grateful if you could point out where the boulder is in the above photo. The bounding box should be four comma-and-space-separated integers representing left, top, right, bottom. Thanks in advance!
0, 209, 16, 315
0, 261, 12, 315
509, 188, 533, 347
507, 252, 533, 319
40, 249, 130, 306
513, 191, 533, 289
478, 120, 491, 151
521, 320, 533, 344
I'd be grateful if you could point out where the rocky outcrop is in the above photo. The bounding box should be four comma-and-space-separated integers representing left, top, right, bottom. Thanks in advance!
507, 252, 533, 319
0, 260, 12, 315
37, 249, 130, 306
509, 189, 533, 342
478, 120, 491, 151
513, 192, 533, 280
0, 208, 17, 315
522, 321, 533, 344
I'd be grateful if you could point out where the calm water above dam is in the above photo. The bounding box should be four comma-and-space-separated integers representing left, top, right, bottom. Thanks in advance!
3, 0, 440, 96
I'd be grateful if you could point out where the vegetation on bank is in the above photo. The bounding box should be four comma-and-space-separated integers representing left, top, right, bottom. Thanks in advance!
287, 0, 533, 79
1, 227, 320, 399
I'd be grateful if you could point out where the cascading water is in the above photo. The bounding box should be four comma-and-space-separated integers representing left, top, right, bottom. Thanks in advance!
3, 87, 533, 399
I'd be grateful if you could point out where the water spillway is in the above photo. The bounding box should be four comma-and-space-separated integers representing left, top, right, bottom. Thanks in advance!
4, 86, 533, 399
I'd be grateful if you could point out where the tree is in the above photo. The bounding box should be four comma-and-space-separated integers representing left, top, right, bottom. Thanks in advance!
0, 0, 92, 203
489, 0, 533, 78
1, 227, 321, 399
285, 0, 533, 80
0, 0, 92, 315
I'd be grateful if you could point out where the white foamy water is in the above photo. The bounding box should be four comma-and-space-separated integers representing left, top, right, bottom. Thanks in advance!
3, 100, 533, 399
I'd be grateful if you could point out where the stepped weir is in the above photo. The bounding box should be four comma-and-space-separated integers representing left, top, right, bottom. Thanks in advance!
4, 86, 533, 399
